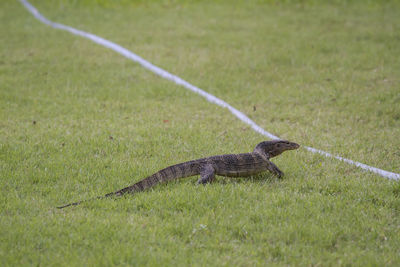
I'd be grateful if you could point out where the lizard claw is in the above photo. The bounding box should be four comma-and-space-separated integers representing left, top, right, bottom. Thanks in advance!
276, 169, 284, 178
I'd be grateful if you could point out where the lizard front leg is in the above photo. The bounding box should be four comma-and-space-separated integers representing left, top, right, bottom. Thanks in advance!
266, 160, 283, 178
197, 164, 215, 184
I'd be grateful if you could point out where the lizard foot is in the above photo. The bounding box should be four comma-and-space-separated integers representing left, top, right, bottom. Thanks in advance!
267, 161, 284, 178
197, 164, 215, 184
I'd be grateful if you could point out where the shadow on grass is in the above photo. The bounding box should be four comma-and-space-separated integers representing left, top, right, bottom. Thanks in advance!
217, 174, 280, 185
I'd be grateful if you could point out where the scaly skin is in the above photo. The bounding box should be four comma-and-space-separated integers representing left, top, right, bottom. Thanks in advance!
57, 140, 299, 209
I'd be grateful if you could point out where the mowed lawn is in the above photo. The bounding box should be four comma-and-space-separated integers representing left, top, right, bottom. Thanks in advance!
1, 0, 400, 265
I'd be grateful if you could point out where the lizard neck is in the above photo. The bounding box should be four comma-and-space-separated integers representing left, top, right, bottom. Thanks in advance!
253, 149, 271, 161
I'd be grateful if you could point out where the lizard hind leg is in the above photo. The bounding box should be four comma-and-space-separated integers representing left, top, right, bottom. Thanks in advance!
197, 164, 215, 185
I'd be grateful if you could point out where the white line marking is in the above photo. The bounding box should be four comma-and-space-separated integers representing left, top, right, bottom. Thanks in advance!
19, 0, 399, 181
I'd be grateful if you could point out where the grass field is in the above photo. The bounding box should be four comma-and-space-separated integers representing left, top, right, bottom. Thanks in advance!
1, 0, 400, 265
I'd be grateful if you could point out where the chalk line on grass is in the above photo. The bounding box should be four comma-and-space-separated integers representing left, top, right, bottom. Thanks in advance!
19, 0, 400, 181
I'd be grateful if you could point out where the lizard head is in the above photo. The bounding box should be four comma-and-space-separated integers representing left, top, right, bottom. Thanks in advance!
254, 140, 300, 159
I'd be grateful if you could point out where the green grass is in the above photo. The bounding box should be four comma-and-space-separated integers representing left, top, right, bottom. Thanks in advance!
1, 0, 400, 265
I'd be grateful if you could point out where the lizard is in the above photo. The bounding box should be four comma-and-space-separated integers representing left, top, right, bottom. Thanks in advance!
57, 140, 299, 209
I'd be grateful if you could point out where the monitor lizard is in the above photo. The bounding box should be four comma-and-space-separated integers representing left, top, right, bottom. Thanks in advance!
57, 140, 299, 209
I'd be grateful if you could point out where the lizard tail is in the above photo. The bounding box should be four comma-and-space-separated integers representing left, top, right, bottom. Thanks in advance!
105, 160, 200, 196
57, 200, 84, 209
56, 196, 105, 209
56, 160, 200, 209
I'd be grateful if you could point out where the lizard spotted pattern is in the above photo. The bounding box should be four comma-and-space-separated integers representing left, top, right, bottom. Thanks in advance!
57, 140, 299, 209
